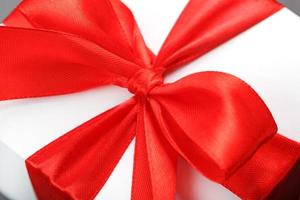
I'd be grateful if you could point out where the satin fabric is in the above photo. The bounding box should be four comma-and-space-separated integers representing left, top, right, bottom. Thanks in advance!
1, 0, 300, 199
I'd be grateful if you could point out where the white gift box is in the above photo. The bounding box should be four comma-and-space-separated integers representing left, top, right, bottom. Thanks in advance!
1, 1, 300, 199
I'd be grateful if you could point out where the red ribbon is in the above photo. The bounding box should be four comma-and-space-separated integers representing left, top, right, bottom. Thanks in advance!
1, 0, 300, 199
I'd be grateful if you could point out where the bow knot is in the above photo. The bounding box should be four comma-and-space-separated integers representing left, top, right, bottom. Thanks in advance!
127, 68, 163, 95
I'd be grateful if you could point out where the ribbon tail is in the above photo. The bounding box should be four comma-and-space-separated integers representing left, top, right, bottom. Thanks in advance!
26, 99, 137, 200
131, 99, 177, 200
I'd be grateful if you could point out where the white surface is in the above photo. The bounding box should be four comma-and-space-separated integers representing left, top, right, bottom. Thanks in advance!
0, 0, 300, 199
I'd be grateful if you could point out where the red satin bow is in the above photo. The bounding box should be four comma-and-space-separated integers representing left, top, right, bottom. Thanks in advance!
1, 0, 300, 199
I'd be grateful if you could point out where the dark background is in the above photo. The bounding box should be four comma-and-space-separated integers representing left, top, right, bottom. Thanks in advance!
0, 0, 300, 200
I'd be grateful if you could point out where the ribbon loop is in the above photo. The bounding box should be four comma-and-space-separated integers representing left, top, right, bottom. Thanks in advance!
150, 71, 278, 181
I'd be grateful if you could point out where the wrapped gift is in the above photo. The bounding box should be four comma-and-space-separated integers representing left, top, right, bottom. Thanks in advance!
0, 0, 300, 199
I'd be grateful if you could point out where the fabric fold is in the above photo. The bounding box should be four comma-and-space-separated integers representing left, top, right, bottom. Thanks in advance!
131, 98, 177, 200
224, 134, 300, 199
